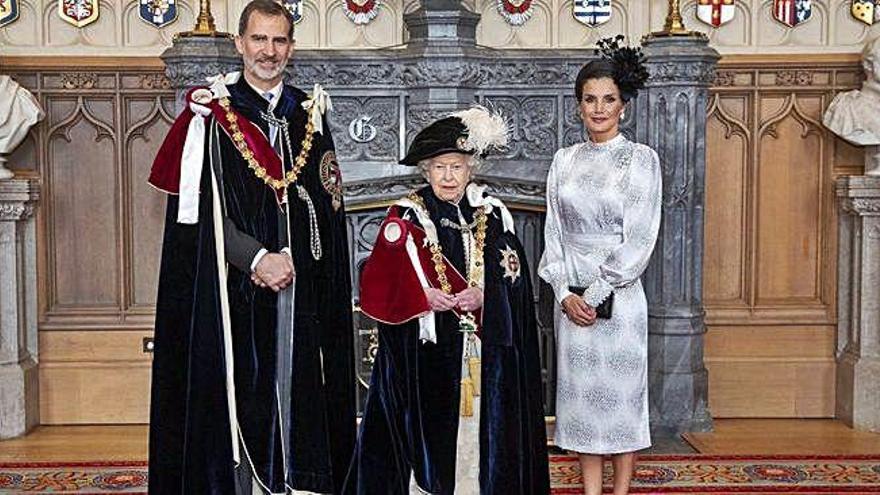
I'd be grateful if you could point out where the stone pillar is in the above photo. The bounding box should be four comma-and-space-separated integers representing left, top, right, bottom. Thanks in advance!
638, 36, 719, 435
836, 176, 880, 433
0, 178, 40, 439
401, 1, 481, 150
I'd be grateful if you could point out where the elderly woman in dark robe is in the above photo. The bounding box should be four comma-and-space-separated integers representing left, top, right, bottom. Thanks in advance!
342, 107, 550, 495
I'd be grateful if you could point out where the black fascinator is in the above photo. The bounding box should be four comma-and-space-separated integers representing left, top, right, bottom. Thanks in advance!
593, 35, 649, 101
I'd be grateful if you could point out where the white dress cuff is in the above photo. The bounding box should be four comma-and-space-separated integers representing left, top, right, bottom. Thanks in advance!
250, 248, 269, 273
554, 281, 573, 305
582, 277, 613, 307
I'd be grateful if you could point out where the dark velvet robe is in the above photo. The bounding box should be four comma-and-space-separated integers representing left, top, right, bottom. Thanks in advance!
148, 77, 356, 495
343, 186, 550, 495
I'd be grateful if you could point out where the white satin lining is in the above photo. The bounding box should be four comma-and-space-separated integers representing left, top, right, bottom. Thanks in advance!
177, 101, 212, 224
405, 232, 437, 344
208, 140, 240, 465
465, 183, 515, 234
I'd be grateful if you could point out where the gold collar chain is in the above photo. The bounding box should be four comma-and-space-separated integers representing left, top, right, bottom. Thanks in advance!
407, 192, 487, 294
219, 97, 316, 192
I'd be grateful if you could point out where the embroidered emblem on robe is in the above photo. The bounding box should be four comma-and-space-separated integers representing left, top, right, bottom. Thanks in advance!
320, 150, 343, 211
499, 244, 521, 283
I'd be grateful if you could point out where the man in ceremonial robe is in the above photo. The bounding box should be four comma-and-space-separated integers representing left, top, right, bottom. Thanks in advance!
343, 108, 550, 495
146, 1, 355, 493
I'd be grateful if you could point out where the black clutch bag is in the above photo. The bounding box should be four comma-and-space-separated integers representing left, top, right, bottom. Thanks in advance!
568, 286, 614, 319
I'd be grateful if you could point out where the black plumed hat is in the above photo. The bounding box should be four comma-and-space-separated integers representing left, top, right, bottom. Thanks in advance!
399, 106, 508, 166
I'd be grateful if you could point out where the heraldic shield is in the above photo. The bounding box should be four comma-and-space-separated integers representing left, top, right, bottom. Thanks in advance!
498, 0, 534, 26
696, 0, 735, 27
773, 0, 811, 27
343, 0, 380, 25
58, 0, 99, 27
139, 0, 177, 28
573, 0, 611, 27
852, 0, 880, 25
282, 0, 303, 23
0, 0, 20, 28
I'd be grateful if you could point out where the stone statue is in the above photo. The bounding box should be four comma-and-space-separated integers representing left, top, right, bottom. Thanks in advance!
0, 75, 45, 180
823, 36, 880, 176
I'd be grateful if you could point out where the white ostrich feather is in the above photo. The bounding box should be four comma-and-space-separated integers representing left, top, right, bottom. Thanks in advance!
450, 105, 509, 156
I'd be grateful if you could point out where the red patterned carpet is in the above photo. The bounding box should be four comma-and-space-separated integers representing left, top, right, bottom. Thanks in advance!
1, 455, 879, 493
551, 454, 880, 494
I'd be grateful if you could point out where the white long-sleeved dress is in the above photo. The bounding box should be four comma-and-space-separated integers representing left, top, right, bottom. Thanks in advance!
538, 134, 662, 454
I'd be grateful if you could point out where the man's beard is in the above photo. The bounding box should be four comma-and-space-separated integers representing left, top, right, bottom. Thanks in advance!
243, 55, 289, 82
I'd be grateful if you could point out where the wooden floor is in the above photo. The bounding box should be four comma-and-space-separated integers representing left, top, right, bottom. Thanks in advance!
0, 419, 878, 463
684, 418, 880, 455
0, 425, 148, 462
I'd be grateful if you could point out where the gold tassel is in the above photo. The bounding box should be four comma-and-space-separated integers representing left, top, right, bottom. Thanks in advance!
460, 377, 475, 417
468, 356, 481, 397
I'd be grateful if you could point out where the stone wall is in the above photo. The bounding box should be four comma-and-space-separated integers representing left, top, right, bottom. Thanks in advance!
1, 0, 878, 56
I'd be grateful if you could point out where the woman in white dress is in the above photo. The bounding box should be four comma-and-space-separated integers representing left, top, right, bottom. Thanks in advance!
538, 37, 660, 495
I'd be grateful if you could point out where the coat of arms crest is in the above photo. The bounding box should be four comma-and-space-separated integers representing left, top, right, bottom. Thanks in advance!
58, 0, 99, 27
573, 0, 611, 27
343, 0, 379, 25
773, 0, 811, 27
0, 0, 20, 28
696, 0, 735, 27
497, 0, 534, 26
851, 0, 880, 25
282, 0, 303, 24
139, 0, 177, 28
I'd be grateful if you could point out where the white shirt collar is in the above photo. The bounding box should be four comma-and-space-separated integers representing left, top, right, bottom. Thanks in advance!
245, 78, 283, 109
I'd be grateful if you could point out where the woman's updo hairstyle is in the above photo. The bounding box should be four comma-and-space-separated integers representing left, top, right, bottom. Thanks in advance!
574, 35, 650, 103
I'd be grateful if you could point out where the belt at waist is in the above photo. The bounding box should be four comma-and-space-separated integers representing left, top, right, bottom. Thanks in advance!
564, 232, 623, 247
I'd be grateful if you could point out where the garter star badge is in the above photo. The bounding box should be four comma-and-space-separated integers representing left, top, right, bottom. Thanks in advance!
282, 0, 303, 24
58, 0, 99, 27
343, 0, 379, 25
497, 0, 534, 26
696, 0, 735, 28
499, 245, 521, 284
139, 0, 177, 28
0, 0, 20, 28
320, 150, 343, 212
773, 0, 811, 27
573, 0, 611, 27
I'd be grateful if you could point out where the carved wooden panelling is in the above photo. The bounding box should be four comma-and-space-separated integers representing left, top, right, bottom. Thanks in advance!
5, 61, 173, 423
705, 94, 749, 306
756, 94, 825, 304
703, 55, 862, 417
48, 96, 120, 309
11, 66, 175, 326
126, 96, 176, 310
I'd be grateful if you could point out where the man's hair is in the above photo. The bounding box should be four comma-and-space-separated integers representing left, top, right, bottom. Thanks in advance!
238, 0, 295, 40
